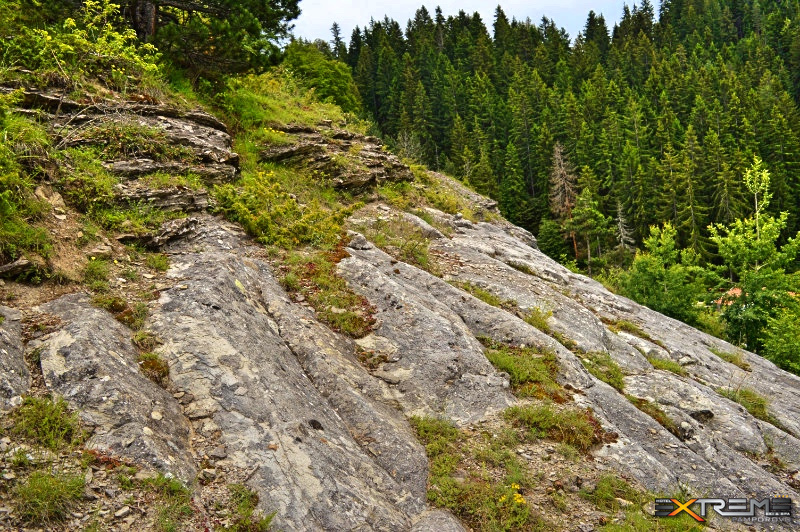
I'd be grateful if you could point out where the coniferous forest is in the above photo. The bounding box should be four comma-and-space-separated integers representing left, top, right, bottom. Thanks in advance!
314, 1, 800, 367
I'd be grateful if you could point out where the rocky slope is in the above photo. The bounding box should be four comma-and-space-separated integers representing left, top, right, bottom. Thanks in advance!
1, 90, 799, 530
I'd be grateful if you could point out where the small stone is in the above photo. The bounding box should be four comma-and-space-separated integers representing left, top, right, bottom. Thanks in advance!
143, 273, 155, 279
2, 472, 16, 480
84, 469, 93, 484
54, 214, 67, 221
85, 244, 113, 260
151, 411, 163, 421
615, 498, 633, 508
115, 506, 131, 519
691, 464, 697, 470
209, 445, 227, 459
105, 488, 116, 498
201, 468, 217, 481
649, 428, 658, 435
83, 487, 98, 500
0, 442, 7, 452
142, 427, 154, 436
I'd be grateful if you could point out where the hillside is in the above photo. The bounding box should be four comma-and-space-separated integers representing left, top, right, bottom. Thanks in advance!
0, 2, 799, 531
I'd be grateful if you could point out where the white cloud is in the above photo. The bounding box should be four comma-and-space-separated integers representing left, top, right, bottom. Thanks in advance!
292, 0, 630, 46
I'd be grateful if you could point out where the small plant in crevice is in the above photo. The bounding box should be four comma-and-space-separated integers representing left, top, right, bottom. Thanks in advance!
718, 386, 778, 426
709, 346, 751, 371
142, 474, 194, 532
602, 317, 666, 348
450, 280, 515, 310
223, 484, 276, 531
479, 338, 569, 403
647, 356, 688, 376
580, 351, 626, 392
279, 242, 376, 338
626, 395, 682, 439
145, 253, 170, 272
524, 307, 552, 334
138, 352, 170, 387
83, 258, 110, 292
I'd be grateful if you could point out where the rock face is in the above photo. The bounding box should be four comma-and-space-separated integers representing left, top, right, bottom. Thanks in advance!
146, 216, 426, 530
261, 124, 413, 188
32, 294, 196, 481
0, 306, 28, 411
4, 95, 800, 529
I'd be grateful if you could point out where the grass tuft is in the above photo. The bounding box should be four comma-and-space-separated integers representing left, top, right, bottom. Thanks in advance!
646, 356, 688, 376
13, 472, 84, 525
503, 403, 607, 453
224, 484, 276, 531
480, 338, 569, 403
580, 351, 626, 392
409, 416, 547, 531
138, 352, 170, 387
9, 396, 83, 450
709, 347, 751, 371
718, 387, 775, 424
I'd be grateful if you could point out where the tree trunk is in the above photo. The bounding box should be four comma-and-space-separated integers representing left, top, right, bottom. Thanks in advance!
130, 1, 157, 41
586, 236, 592, 276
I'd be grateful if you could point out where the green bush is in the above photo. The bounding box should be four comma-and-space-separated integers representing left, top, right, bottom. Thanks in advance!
283, 41, 361, 114
215, 169, 349, 249
0, 0, 161, 91
0, 94, 51, 262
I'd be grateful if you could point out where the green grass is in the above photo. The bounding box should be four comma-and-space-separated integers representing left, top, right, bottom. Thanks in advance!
13, 471, 84, 525
451, 281, 515, 309
146, 253, 170, 272
581, 475, 640, 513
709, 347, 751, 371
503, 403, 604, 453
77, 120, 196, 162
409, 416, 548, 531
142, 474, 194, 532
581, 351, 626, 392
83, 258, 110, 292
524, 307, 552, 334
357, 216, 440, 274
480, 338, 568, 402
625, 395, 681, 438
280, 247, 376, 338
717, 387, 773, 423
223, 484, 276, 531
138, 352, 170, 387
139, 172, 205, 191
646, 356, 688, 376
0, 110, 52, 263
214, 166, 354, 249
9, 396, 83, 450
603, 318, 666, 348
217, 69, 353, 134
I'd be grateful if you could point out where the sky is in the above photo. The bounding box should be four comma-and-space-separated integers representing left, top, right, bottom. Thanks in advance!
292, 0, 631, 46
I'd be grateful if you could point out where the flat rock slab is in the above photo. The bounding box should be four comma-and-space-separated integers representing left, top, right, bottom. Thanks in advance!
0, 306, 28, 411
34, 294, 195, 481
147, 216, 418, 530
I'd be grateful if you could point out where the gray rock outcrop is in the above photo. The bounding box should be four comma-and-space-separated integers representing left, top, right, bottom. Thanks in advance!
0, 306, 28, 411
33, 294, 196, 481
